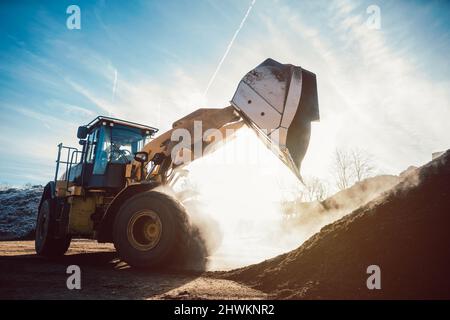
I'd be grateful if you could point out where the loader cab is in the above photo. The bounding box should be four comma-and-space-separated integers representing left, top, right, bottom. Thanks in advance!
74, 116, 158, 191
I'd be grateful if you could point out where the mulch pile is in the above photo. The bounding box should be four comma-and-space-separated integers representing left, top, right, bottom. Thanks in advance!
224, 150, 450, 299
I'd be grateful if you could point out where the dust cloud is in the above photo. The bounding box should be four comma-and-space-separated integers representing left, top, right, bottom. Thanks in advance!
166, 129, 400, 271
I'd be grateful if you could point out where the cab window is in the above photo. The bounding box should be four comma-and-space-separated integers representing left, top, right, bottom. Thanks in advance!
85, 129, 98, 164
92, 125, 147, 175
110, 126, 145, 164
93, 126, 109, 175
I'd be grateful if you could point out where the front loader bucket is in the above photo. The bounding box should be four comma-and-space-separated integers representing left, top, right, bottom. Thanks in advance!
231, 58, 319, 180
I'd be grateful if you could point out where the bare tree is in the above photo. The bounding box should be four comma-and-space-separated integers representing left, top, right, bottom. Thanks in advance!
333, 147, 376, 190
351, 148, 374, 182
303, 177, 328, 202
333, 148, 353, 190
279, 176, 328, 218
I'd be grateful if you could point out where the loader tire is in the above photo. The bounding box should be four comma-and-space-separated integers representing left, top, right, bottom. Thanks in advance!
113, 191, 193, 268
35, 199, 71, 257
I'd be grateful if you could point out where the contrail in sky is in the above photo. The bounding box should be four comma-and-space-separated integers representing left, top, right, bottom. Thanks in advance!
112, 69, 118, 101
203, 0, 256, 97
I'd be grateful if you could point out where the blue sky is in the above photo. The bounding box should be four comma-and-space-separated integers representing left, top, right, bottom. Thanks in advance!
0, 0, 449, 187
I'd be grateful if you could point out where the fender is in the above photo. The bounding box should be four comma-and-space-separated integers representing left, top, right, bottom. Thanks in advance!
38, 181, 56, 211
96, 182, 160, 242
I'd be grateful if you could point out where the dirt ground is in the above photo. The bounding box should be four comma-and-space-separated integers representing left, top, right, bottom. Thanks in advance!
2, 153, 448, 300
0, 239, 267, 300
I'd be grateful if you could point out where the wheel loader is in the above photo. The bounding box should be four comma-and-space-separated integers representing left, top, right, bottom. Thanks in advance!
35, 58, 319, 267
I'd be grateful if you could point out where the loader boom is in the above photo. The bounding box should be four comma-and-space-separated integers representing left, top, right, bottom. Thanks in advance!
132, 58, 319, 183
131, 106, 243, 181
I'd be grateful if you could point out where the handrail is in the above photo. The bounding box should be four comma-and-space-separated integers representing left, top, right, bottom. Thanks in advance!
54, 143, 63, 184
66, 149, 84, 190
54, 144, 82, 187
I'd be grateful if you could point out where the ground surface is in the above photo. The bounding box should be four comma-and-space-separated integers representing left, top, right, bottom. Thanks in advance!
0, 240, 267, 300
1, 153, 448, 300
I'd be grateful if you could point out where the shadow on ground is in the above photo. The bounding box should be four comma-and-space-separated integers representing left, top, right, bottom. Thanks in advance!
0, 250, 200, 299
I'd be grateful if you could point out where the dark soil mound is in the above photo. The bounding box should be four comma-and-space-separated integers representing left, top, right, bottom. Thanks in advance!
225, 150, 450, 299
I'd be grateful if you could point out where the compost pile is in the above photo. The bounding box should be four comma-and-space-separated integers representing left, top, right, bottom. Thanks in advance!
0, 185, 42, 240
224, 150, 450, 299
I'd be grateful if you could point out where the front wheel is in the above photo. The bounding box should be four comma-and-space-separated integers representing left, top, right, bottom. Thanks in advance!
35, 199, 71, 257
113, 191, 205, 269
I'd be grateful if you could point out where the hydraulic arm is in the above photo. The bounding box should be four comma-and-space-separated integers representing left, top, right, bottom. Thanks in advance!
131, 58, 319, 183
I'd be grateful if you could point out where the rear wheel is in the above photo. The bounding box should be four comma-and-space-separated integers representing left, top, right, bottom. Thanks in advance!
113, 191, 203, 268
35, 199, 71, 257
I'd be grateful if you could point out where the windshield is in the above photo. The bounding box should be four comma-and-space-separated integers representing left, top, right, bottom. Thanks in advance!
110, 125, 145, 163
93, 125, 150, 175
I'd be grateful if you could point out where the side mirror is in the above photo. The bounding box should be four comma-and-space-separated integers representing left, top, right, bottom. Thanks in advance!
134, 151, 148, 163
134, 152, 149, 181
77, 126, 88, 139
